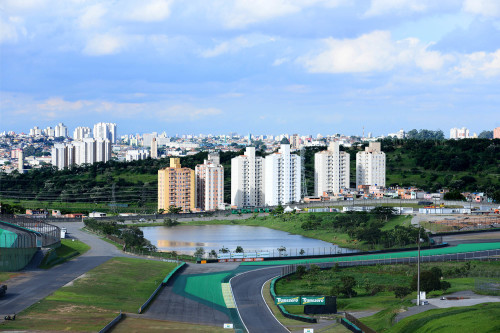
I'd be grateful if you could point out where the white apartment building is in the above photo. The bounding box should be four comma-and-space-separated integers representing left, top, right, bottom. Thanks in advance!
95, 139, 112, 163
450, 127, 470, 139
314, 142, 350, 196
264, 144, 301, 206
231, 147, 264, 208
54, 123, 68, 138
126, 149, 150, 161
356, 142, 386, 188
29, 126, 42, 136
93, 122, 117, 143
196, 153, 224, 211
73, 127, 91, 141
51, 144, 68, 170
44, 127, 55, 137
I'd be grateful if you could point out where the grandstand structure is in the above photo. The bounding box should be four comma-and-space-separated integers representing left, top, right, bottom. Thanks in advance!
0, 215, 61, 271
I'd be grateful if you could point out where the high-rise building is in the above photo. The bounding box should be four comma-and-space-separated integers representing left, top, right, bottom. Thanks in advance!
314, 142, 350, 196
264, 144, 301, 206
290, 134, 301, 149
356, 142, 386, 188
73, 127, 91, 141
450, 127, 470, 139
151, 137, 158, 159
95, 139, 112, 163
52, 144, 68, 170
494, 127, 500, 139
231, 147, 264, 208
54, 123, 68, 138
18, 149, 24, 173
29, 126, 42, 136
44, 127, 55, 137
158, 158, 195, 213
196, 153, 224, 211
93, 122, 117, 143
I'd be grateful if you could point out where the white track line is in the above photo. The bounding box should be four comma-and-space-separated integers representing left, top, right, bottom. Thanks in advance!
261, 276, 291, 333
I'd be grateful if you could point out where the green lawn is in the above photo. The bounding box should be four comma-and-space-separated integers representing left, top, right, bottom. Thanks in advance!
1, 257, 179, 332
0, 272, 22, 283
40, 239, 91, 269
388, 303, 500, 333
112, 317, 231, 332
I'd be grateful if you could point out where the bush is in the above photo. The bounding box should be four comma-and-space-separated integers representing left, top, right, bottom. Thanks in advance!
394, 286, 412, 299
296, 265, 307, 279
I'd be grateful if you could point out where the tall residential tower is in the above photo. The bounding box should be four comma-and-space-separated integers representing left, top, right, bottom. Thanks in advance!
314, 142, 350, 196
231, 147, 264, 208
356, 142, 386, 188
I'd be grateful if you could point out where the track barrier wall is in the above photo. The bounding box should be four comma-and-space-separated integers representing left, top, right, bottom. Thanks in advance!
98, 311, 124, 333
345, 312, 376, 333
270, 274, 317, 324
341, 317, 362, 333
138, 262, 186, 314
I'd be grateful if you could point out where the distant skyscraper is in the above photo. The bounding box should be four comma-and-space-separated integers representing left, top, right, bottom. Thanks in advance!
231, 147, 264, 208
95, 139, 111, 163
93, 122, 117, 143
196, 153, 224, 211
290, 134, 301, 149
315, 142, 350, 196
450, 127, 469, 139
356, 142, 386, 188
126, 149, 150, 161
73, 127, 91, 141
151, 137, 158, 159
158, 158, 195, 213
29, 126, 42, 136
54, 123, 68, 138
18, 149, 24, 173
52, 144, 68, 170
264, 144, 301, 206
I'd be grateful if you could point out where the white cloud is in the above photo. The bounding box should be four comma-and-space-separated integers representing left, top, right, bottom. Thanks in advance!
200, 34, 275, 57
0, 16, 20, 43
158, 105, 222, 121
78, 3, 107, 29
299, 31, 450, 73
454, 49, 500, 77
463, 0, 500, 17
123, 0, 172, 22
364, 0, 431, 17
83, 34, 125, 56
216, 0, 346, 28
273, 57, 290, 66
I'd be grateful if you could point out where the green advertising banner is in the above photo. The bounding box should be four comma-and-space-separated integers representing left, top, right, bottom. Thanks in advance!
275, 296, 301, 305
301, 296, 325, 305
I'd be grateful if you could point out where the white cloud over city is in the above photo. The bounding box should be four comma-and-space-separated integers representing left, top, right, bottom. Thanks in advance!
1, 0, 499, 135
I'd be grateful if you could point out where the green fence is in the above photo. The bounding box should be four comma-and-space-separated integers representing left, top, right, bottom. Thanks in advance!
0, 247, 38, 271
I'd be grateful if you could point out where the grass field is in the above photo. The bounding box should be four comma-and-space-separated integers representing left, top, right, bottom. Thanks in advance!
387, 302, 500, 333
112, 317, 231, 332
0, 272, 22, 283
0, 257, 178, 332
275, 261, 500, 331
40, 239, 91, 269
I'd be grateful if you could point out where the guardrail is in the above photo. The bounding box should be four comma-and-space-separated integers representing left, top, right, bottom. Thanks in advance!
138, 262, 186, 314
99, 311, 124, 333
341, 317, 362, 333
345, 312, 376, 333
269, 274, 317, 324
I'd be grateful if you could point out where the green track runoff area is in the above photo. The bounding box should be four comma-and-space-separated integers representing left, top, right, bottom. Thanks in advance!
240, 242, 500, 266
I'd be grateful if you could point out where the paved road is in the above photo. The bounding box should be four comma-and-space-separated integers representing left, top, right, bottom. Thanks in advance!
231, 267, 288, 333
0, 222, 132, 317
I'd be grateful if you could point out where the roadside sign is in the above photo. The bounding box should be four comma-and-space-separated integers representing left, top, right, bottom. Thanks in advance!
301, 296, 325, 305
257, 252, 270, 258
231, 253, 244, 259
223, 323, 233, 329
304, 329, 314, 333
275, 296, 301, 305
244, 252, 257, 258
217, 253, 231, 259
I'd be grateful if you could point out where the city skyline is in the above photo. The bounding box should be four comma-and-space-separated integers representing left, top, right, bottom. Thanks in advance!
1, 1, 500, 135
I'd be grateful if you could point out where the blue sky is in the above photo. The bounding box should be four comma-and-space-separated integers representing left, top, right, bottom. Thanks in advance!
1, 0, 499, 137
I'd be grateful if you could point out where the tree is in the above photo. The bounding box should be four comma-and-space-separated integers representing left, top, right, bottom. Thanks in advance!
443, 191, 466, 201
235, 246, 244, 253
339, 275, 357, 298
394, 286, 411, 299
478, 131, 493, 139
219, 246, 229, 253
277, 246, 287, 257
208, 249, 218, 258
163, 217, 178, 227
372, 206, 396, 222
299, 249, 306, 255
440, 281, 451, 292
296, 265, 307, 279
168, 205, 183, 214
194, 247, 205, 258
274, 204, 284, 215
411, 270, 441, 293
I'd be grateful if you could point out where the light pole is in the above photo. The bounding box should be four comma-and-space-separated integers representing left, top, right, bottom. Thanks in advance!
417, 225, 421, 306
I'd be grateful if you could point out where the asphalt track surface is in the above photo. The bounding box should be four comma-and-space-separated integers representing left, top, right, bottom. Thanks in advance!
0, 222, 133, 317
231, 266, 288, 333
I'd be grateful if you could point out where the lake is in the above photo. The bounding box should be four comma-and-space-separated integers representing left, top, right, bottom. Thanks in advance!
140, 225, 357, 256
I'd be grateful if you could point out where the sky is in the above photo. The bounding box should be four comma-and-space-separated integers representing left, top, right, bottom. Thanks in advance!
1, 0, 499, 137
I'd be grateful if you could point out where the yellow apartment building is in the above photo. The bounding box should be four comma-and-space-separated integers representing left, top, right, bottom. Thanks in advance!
158, 158, 195, 213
